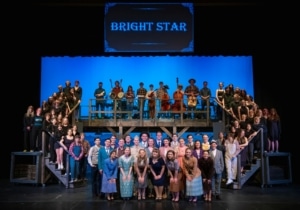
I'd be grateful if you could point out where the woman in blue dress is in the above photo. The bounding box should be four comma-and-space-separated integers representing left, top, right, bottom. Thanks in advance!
118, 147, 135, 200
149, 147, 166, 200
101, 150, 118, 200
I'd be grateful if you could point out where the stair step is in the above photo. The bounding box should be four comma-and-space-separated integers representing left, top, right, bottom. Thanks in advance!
44, 158, 87, 188
221, 159, 261, 190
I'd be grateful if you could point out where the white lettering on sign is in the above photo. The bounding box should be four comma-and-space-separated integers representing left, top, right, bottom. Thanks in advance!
110, 22, 187, 32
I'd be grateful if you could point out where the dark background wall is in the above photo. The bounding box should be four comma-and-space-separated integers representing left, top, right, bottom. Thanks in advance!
5, 1, 296, 183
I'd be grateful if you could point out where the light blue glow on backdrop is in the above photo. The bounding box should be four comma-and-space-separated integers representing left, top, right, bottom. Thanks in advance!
41, 56, 253, 116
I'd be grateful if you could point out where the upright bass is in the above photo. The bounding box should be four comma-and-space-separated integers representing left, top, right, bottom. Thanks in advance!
161, 85, 171, 111
171, 78, 186, 111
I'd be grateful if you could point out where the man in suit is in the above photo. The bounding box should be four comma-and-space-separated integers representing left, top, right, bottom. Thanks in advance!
209, 140, 225, 200
139, 132, 149, 148
186, 134, 194, 149
155, 131, 163, 148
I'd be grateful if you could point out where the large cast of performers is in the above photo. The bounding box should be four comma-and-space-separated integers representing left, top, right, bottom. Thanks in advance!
22, 125, 281, 202
22, 79, 281, 202
35, 78, 263, 122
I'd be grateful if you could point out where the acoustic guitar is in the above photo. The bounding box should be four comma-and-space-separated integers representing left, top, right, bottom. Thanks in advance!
188, 95, 197, 107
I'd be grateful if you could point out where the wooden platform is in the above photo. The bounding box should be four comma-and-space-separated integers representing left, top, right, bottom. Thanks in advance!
79, 117, 219, 138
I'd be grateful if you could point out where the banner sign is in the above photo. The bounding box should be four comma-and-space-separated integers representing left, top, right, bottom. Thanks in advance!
104, 3, 194, 53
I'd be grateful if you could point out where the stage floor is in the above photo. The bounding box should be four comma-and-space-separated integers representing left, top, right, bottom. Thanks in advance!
0, 179, 299, 210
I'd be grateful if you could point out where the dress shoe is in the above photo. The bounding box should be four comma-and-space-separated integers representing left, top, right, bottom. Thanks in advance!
216, 195, 221, 200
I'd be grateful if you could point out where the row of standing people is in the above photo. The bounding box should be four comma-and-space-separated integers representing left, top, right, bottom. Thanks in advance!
88, 132, 225, 202
94, 79, 213, 119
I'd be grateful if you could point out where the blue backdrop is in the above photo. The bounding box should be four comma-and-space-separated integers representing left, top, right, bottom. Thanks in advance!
41, 55, 253, 116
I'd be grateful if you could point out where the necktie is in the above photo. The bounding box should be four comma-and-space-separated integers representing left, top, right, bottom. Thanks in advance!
158, 141, 161, 147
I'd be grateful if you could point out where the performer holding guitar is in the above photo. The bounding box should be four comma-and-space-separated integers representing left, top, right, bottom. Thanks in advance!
184, 78, 199, 119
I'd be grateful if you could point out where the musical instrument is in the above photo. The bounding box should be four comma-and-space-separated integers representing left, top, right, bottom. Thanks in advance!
188, 95, 197, 107
96, 90, 105, 98
109, 79, 116, 99
172, 92, 186, 111
117, 92, 124, 99
110, 92, 116, 99
161, 92, 171, 111
66, 101, 71, 112
148, 90, 156, 109
171, 77, 186, 111
117, 79, 124, 99
67, 100, 81, 116
110, 79, 124, 99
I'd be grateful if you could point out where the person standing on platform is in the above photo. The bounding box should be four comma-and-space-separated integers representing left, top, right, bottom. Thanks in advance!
199, 81, 211, 119
215, 82, 225, 121
125, 85, 135, 119
146, 84, 157, 119
94, 82, 106, 119
88, 137, 101, 197
23, 105, 34, 152
156, 81, 165, 119
30, 107, 43, 152
63, 80, 72, 100
184, 78, 199, 119
73, 80, 82, 122
111, 80, 124, 119
136, 82, 147, 119
267, 108, 281, 153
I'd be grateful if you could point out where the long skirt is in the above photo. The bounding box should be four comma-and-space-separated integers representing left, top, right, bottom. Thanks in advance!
119, 173, 134, 198
169, 171, 184, 193
185, 175, 203, 196
101, 173, 117, 193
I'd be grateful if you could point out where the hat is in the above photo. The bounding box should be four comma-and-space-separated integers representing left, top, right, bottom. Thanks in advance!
163, 85, 169, 89
210, 140, 217, 145
188, 78, 196, 83
58, 85, 62, 88
149, 84, 154, 87
139, 82, 144, 86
